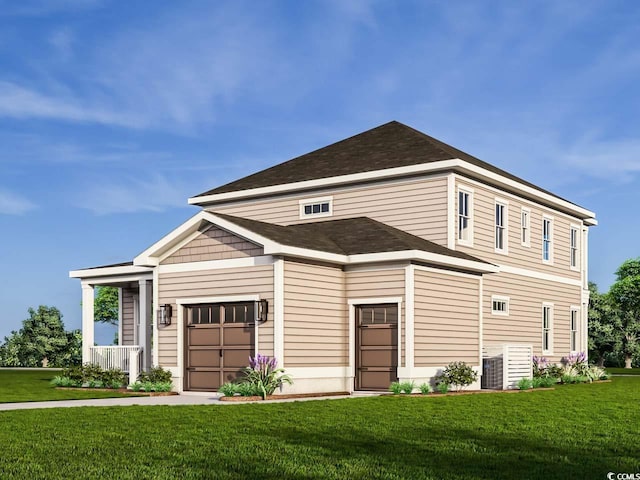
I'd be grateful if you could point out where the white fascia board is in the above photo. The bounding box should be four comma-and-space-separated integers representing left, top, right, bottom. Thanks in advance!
347, 250, 499, 273
133, 211, 210, 266
189, 158, 596, 222
69, 265, 153, 279
133, 211, 277, 267
189, 160, 461, 205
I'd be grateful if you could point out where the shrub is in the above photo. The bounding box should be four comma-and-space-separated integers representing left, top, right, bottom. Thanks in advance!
389, 382, 402, 394
399, 381, 415, 394
434, 362, 478, 391
138, 366, 173, 384
419, 383, 431, 395
153, 382, 173, 392
50, 376, 81, 387
561, 374, 579, 384
517, 377, 532, 390
538, 376, 556, 388
243, 354, 292, 400
219, 382, 239, 397
531, 377, 543, 388
130, 382, 143, 392
101, 368, 126, 389
436, 382, 450, 394
237, 382, 259, 397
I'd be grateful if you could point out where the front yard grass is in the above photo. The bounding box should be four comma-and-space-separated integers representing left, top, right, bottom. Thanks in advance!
606, 367, 640, 375
0, 377, 638, 479
0, 369, 133, 403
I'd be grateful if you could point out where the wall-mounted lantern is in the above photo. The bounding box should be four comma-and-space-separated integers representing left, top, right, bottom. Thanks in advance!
257, 299, 268, 322
158, 304, 172, 326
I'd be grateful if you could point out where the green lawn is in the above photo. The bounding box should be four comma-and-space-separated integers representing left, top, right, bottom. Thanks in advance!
606, 367, 640, 375
0, 369, 133, 403
0, 378, 638, 479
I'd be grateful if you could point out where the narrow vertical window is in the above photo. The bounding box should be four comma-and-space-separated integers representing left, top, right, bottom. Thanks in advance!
521, 208, 530, 247
457, 188, 472, 245
570, 308, 579, 351
542, 304, 553, 354
570, 227, 579, 269
542, 217, 553, 262
495, 201, 507, 252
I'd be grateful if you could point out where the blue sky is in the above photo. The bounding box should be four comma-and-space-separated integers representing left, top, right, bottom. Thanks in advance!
1, 0, 639, 343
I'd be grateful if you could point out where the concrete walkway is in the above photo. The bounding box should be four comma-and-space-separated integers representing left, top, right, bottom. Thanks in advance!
0, 393, 354, 411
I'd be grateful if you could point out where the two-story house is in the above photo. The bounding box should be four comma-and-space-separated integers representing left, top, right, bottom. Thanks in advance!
70, 121, 596, 393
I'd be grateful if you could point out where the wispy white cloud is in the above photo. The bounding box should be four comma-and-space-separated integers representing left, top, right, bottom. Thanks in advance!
48, 27, 74, 61
74, 174, 194, 214
0, 189, 36, 215
0, 81, 145, 128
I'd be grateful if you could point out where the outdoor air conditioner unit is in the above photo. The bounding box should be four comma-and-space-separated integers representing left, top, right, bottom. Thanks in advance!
482, 356, 503, 390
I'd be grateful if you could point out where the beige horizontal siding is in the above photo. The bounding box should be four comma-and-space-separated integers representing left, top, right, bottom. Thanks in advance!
161, 226, 263, 265
483, 272, 582, 363
157, 265, 274, 366
283, 261, 347, 367
210, 176, 449, 246
346, 268, 405, 366
414, 269, 480, 366
456, 178, 582, 279
121, 287, 135, 346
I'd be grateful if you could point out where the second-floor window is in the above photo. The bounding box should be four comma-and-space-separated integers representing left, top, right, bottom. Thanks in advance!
542, 217, 553, 263
299, 196, 333, 219
521, 208, 530, 247
458, 189, 472, 244
495, 201, 507, 252
570, 226, 579, 269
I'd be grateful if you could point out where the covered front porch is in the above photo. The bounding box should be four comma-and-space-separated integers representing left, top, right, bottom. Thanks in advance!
69, 262, 155, 382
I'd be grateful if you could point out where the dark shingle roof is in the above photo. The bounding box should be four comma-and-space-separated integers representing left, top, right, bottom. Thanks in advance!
214, 213, 490, 265
194, 121, 571, 205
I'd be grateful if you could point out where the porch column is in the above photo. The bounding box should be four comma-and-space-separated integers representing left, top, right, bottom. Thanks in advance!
139, 279, 153, 371
117, 288, 123, 346
81, 283, 95, 364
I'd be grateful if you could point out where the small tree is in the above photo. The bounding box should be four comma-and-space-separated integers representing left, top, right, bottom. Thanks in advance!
609, 258, 640, 369
588, 282, 619, 367
0, 306, 81, 368
94, 286, 119, 326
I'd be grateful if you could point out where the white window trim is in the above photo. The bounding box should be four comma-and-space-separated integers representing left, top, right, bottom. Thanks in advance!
542, 302, 554, 355
299, 196, 333, 219
542, 214, 554, 265
491, 295, 510, 316
570, 306, 580, 353
570, 224, 580, 272
494, 198, 509, 255
521, 207, 531, 248
457, 186, 474, 247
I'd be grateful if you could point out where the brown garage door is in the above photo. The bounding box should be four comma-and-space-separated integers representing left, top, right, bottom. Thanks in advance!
185, 302, 255, 391
355, 304, 398, 391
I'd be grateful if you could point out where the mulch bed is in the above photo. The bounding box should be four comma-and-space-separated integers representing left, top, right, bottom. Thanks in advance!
55, 387, 178, 396
219, 391, 350, 402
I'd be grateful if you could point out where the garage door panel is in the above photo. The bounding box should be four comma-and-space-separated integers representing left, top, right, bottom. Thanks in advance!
224, 327, 254, 346
359, 370, 395, 390
223, 349, 252, 369
188, 370, 221, 390
188, 349, 221, 368
360, 328, 397, 346
188, 328, 220, 346
360, 349, 397, 367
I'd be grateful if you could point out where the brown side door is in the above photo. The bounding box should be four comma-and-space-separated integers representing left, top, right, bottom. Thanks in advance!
185, 302, 255, 391
355, 304, 398, 391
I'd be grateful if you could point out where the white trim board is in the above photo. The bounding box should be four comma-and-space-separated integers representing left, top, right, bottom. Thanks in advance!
158, 256, 275, 274
70, 265, 152, 279
497, 265, 582, 287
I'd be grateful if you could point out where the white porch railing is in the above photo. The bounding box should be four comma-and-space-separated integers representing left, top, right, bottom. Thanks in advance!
89, 346, 143, 374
